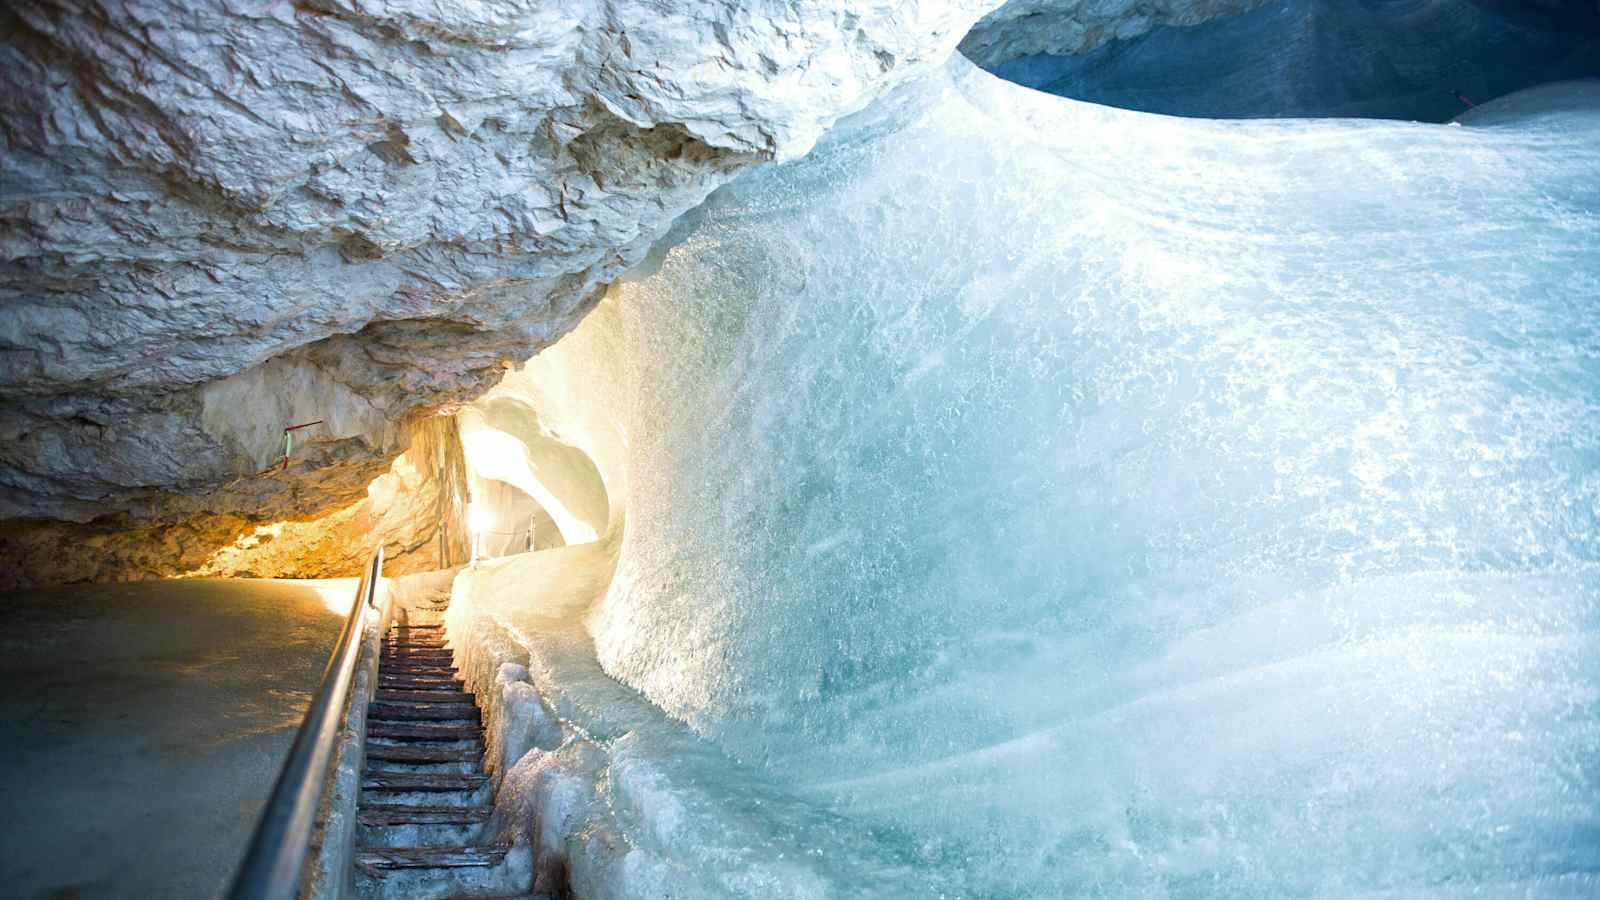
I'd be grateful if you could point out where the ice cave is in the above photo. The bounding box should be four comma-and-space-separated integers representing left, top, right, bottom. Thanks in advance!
2, 1, 1598, 898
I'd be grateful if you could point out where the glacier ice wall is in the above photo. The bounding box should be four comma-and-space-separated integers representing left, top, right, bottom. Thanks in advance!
540, 58, 1600, 896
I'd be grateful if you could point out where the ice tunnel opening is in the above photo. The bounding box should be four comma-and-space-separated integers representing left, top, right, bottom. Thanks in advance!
467, 477, 565, 559
964, 0, 1600, 121
457, 401, 609, 552
450, 311, 624, 573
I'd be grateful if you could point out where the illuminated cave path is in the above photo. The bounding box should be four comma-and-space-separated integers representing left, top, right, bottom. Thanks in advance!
350, 623, 538, 898
0, 578, 349, 898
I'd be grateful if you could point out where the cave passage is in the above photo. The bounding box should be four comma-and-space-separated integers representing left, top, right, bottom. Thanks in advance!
976, 0, 1600, 121
4, 1, 1600, 897
470, 478, 563, 559
0, 579, 348, 897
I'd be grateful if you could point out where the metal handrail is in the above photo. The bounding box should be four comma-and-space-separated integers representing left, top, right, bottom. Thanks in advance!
228, 546, 385, 899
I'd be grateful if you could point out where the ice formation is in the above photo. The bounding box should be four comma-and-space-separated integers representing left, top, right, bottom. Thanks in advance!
448, 54, 1600, 897
979, 0, 1600, 121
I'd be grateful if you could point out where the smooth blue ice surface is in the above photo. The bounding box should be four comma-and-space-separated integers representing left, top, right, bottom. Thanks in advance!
985, 0, 1600, 121
484, 58, 1600, 897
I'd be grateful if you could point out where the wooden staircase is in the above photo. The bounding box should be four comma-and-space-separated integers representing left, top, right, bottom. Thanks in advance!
352, 623, 534, 899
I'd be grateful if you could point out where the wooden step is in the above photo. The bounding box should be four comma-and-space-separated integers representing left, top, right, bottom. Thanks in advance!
382, 650, 455, 661
364, 744, 482, 764
379, 667, 460, 678
375, 688, 474, 703
370, 701, 480, 722
361, 772, 489, 793
384, 641, 448, 650
357, 803, 492, 826
381, 660, 458, 671
354, 845, 506, 871
368, 721, 482, 741
375, 685, 464, 696
377, 677, 464, 690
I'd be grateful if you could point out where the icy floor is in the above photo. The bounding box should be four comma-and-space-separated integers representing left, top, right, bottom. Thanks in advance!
0, 578, 349, 898
457, 54, 1600, 899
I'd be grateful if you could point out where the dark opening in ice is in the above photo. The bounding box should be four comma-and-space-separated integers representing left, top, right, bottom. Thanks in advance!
965, 0, 1600, 121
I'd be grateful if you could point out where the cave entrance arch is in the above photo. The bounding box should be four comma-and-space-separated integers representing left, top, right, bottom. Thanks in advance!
470, 477, 563, 560
457, 397, 610, 549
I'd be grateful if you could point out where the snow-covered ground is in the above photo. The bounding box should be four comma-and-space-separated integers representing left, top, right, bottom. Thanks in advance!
0, 578, 350, 898
450, 54, 1600, 899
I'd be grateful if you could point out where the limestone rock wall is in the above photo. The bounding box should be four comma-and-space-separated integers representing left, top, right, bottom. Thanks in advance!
0, 414, 469, 588
0, 0, 1002, 585
188, 415, 472, 580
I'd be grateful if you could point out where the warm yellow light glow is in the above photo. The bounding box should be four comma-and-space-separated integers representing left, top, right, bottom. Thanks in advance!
458, 418, 602, 545
180, 521, 288, 578
467, 501, 490, 535
308, 578, 362, 616
266, 577, 362, 615
366, 471, 399, 504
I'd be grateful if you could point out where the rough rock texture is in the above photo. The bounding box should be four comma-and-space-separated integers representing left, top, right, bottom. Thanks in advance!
0, 0, 1003, 585
189, 415, 471, 579
0, 415, 469, 587
959, 0, 1270, 67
